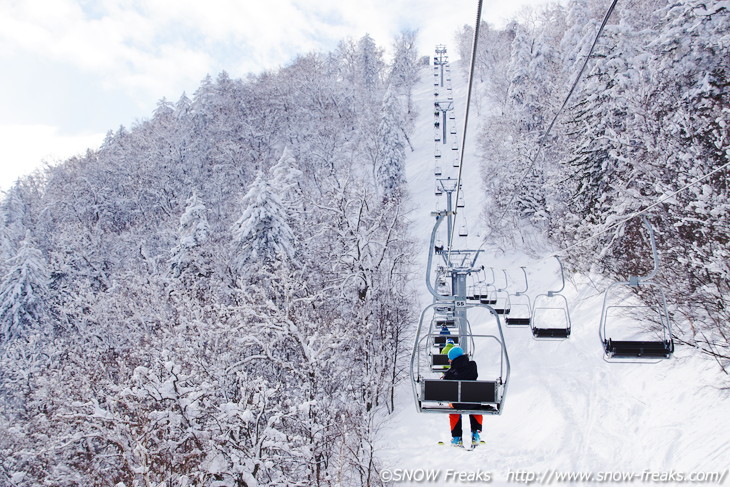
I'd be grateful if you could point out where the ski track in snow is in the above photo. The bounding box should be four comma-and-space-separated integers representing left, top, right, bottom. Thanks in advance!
377, 62, 730, 487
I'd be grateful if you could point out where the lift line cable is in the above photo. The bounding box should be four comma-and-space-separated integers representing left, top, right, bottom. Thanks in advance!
492, 0, 619, 228
495, 158, 730, 272
447, 0, 484, 263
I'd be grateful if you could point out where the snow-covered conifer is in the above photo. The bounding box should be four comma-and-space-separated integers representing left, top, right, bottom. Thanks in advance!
170, 192, 211, 280
0, 233, 49, 341
231, 173, 296, 278
375, 87, 407, 201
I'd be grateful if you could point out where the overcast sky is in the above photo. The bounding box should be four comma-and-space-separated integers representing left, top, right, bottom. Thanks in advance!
0, 0, 558, 192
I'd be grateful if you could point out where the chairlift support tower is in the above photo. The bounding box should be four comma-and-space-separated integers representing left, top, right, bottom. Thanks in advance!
434, 45, 448, 88
434, 100, 453, 145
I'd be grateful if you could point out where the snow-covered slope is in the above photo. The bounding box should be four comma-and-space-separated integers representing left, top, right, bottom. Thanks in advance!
378, 62, 730, 486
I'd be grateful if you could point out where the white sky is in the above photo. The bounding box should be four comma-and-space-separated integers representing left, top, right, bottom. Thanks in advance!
0, 0, 557, 192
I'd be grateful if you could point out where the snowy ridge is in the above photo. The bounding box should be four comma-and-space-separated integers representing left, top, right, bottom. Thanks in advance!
378, 63, 730, 486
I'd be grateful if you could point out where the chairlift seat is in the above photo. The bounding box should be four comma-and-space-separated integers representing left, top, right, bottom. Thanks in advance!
506, 317, 531, 326
533, 327, 571, 338
604, 339, 673, 358
431, 354, 451, 370
432, 335, 460, 346
421, 379, 498, 405
434, 318, 456, 328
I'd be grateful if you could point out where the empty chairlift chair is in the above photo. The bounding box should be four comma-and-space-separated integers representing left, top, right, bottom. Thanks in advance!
457, 192, 465, 208
434, 161, 442, 176
492, 269, 511, 315
531, 256, 572, 339
478, 268, 498, 305
599, 216, 674, 360
505, 267, 532, 327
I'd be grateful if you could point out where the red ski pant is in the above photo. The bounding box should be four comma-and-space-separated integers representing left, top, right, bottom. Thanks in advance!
449, 414, 482, 438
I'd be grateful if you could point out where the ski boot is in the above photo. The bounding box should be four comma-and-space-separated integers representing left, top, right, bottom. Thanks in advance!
451, 436, 464, 448
471, 431, 482, 448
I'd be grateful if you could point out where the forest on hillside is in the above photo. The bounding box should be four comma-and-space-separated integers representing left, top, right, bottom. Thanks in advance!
0, 32, 420, 485
0, 0, 728, 484
460, 0, 728, 372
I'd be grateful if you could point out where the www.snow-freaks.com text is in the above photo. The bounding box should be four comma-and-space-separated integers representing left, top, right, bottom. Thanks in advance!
505, 469, 728, 485
379, 468, 728, 484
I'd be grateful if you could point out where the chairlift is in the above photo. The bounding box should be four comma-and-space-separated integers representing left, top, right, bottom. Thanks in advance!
436, 277, 451, 297
435, 184, 443, 196
600, 216, 674, 360
451, 142, 458, 151
457, 192, 465, 208
434, 239, 444, 254
434, 163, 442, 176
411, 304, 510, 415
479, 268, 497, 305
531, 256, 572, 339
467, 284, 479, 302
493, 269, 511, 315
506, 267, 532, 326
458, 223, 468, 237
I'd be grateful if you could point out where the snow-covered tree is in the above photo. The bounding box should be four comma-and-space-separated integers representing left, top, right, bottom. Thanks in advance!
389, 29, 420, 116
231, 172, 296, 280
0, 233, 49, 341
375, 87, 407, 201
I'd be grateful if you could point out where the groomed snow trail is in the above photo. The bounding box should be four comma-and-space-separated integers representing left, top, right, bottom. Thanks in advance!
377, 63, 730, 487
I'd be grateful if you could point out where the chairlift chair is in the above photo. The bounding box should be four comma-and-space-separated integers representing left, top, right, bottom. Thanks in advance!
600, 216, 674, 360
477, 268, 497, 305
457, 192, 465, 208
531, 256, 572, 339
458, 223, 468, 237
411, 305, 510, 415
493, 269, 512, 315
505, 267, 532, 326
434, 239, 444, 254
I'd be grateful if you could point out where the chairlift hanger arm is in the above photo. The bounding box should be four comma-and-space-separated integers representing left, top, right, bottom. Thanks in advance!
426, 213, 455, 301
635, 216, 660, 283
516, 266, 529, 295
548, 256, 567, 296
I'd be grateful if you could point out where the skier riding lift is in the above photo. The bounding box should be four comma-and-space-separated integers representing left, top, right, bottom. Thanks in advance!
443, 346, 482, 448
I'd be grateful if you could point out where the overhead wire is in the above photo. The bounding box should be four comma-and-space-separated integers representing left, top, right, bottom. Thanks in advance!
548, 159, 730, 261
444, 0, 726, 278
492, 0, 619, 228
447, 0, 484, 263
